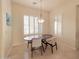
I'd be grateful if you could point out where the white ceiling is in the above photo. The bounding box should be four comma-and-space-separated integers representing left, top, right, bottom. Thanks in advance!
12, 0, 69, 12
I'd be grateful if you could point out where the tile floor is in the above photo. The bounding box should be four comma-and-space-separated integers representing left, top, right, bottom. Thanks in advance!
8, 41, 79, 59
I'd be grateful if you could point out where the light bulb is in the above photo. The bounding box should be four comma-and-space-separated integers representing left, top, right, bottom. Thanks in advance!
38, 19, 45, 23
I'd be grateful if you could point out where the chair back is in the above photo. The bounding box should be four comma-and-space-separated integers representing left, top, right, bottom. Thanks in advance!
32, 38, 42, 48
46, 36, 57, 45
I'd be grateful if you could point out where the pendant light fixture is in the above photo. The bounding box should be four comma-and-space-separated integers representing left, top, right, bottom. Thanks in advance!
38, 0, 45, 23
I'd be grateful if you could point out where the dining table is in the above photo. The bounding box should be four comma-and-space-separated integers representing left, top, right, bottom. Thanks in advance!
24, 34, 53, 47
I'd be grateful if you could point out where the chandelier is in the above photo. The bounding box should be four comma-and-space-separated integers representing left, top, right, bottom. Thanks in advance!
38, 0, 45, 23
33, 0, 45, 23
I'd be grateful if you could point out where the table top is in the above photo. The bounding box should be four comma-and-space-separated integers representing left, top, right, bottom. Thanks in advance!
24, 34, 53, 41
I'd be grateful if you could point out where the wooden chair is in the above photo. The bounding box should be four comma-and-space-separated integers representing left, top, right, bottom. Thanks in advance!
31, 38, 44, 57
42, 36, 57, 54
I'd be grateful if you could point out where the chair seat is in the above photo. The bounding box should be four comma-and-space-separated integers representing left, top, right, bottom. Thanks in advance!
47, 40, 54, 44
32, 39, 42, 48
46, 37, 56, 44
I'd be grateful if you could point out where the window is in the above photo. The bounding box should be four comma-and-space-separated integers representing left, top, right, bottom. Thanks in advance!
54, 16, 62, 35
54, 16, 58, 34
24, 15, 43, 35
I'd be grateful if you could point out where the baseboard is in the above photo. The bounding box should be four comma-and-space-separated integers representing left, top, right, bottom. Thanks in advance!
58, 39, 76, 50
7, 46, 12, 57
12, 42, 25, 47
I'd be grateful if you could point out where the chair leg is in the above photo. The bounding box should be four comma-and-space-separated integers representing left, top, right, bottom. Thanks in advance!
45, 43, 48, 50
42, 43, 45, 52
51, 46, 53, 54
27, 42, 29, 48
31, 49, 33, 57
40, 46, 43, 55
31, 42, 33, 57
55, 42, 57, 50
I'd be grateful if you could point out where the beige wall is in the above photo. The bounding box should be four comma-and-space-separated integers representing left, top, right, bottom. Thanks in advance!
50, 0, 79, 49
1, 0, 12, 58
12, 2, 50, 46
0, 0, 2, 58
76, 6, 79, 49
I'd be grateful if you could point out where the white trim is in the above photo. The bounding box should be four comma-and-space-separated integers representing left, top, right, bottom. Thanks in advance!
58, 39, 76, 50
6, 46, 13, 57
12, 42, 25, 47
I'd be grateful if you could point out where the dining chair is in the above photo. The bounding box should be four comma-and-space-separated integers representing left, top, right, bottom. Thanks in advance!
42, 36, 57, 54
31, 38, 44, 57
24, 36, 32, 48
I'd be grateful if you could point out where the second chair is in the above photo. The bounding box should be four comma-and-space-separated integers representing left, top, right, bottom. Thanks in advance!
31, 38, 44, 57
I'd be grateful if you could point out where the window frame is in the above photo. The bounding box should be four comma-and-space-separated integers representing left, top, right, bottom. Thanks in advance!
24, 15, 43, 35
